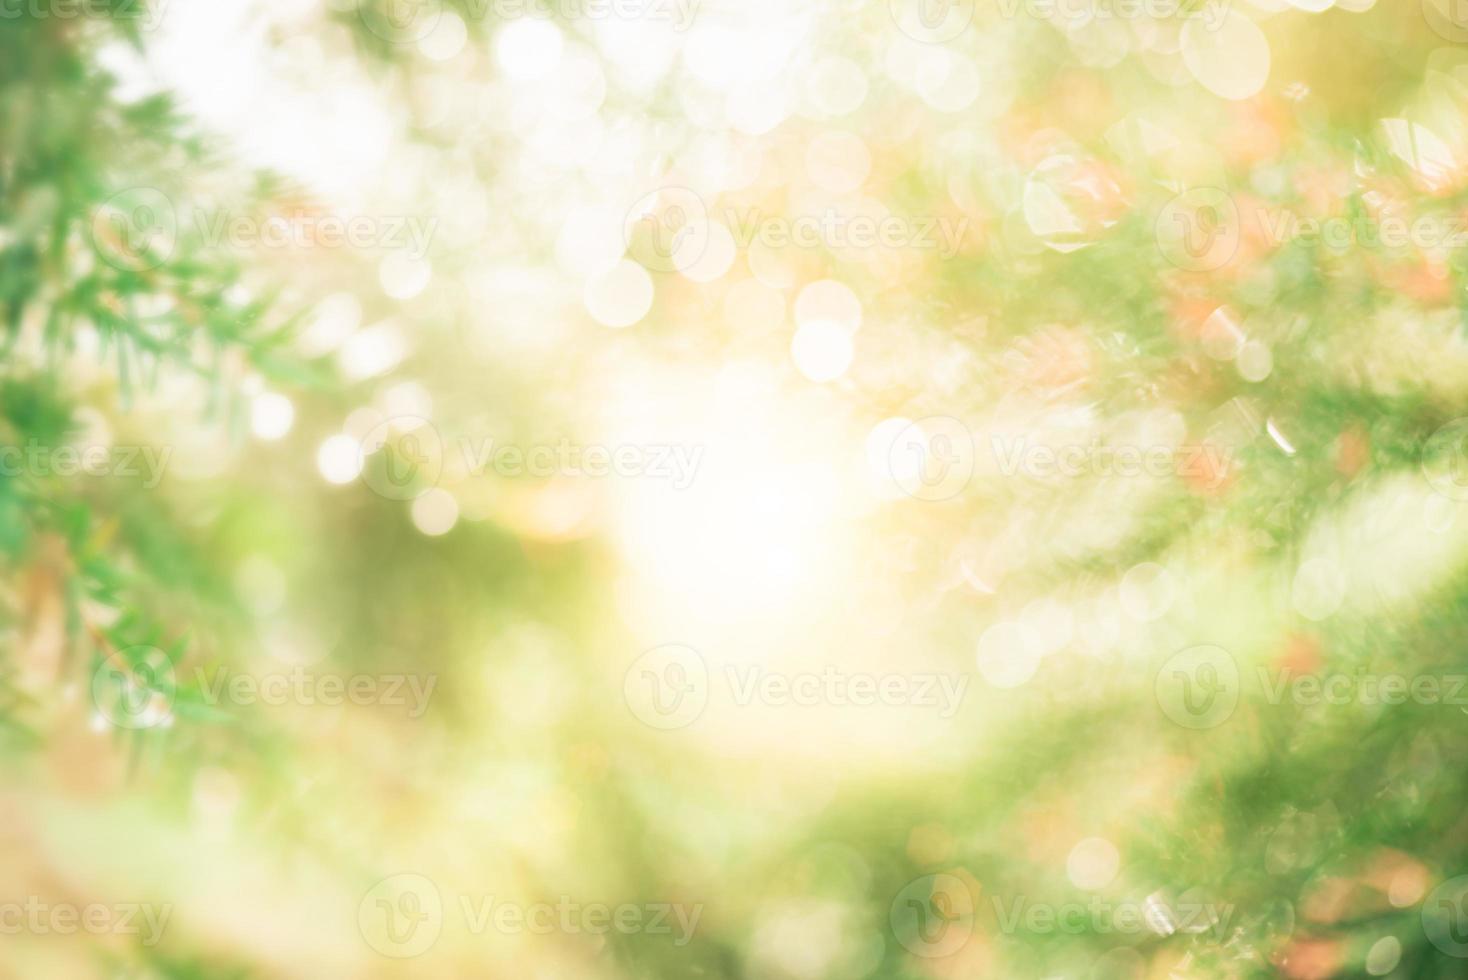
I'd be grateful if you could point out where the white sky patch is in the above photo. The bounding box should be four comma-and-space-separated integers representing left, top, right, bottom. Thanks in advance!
144, 0, 397, 209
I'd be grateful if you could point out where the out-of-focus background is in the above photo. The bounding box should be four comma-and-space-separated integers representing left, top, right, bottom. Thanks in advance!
7, 0, 1468, 976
